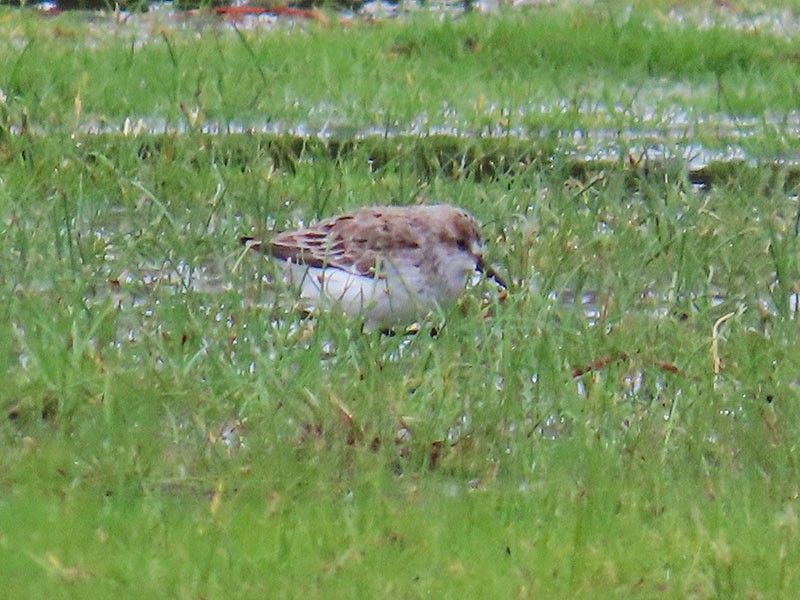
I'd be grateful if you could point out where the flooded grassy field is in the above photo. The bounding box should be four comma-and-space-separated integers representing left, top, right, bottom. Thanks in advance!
2, 2, 800, 597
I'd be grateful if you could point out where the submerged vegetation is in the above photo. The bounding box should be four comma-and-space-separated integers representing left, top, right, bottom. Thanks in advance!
2, 2, 800, 597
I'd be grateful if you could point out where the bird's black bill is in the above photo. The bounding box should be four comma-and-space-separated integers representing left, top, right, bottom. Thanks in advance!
477, 258, 508, 289
485, 266, 508, 290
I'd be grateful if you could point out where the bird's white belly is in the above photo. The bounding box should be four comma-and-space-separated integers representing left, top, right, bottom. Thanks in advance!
284, 262, 452, 329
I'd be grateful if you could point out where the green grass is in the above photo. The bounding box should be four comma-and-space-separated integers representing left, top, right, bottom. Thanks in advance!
1, 1, 800, 156
3, 2, 800, 598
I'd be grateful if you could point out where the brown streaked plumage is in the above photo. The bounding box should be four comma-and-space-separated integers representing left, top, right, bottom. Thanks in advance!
241, 204, 505, 329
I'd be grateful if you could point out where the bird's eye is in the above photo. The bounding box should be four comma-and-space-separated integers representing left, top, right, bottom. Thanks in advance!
456, 239, 468, 251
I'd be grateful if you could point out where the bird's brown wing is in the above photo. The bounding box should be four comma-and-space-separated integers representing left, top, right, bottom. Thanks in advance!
267, 210, 403, 277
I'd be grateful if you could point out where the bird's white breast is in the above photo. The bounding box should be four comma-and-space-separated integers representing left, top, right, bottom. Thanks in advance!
283, 257, 473, 330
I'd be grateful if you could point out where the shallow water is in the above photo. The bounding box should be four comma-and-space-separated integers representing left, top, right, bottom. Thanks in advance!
30, 0, 800, 38
66, 108, 800, 171
11, 2, 800, 169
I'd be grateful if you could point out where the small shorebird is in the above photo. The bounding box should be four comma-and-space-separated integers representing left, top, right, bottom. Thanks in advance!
241, 204, 506, 330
